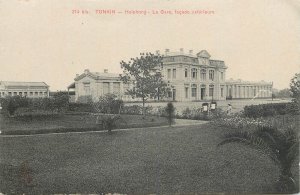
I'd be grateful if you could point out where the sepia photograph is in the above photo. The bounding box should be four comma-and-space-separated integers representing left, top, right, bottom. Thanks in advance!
0, 0, 299, 194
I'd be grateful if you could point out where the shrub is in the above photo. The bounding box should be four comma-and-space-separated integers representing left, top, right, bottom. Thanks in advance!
165, 102, 175, 126
68, 102, 93, 112
178, 107, 211, 120
1, 96, 29, 116
101, 114, 121, 133
121, 105, 153, 115
244, 102, 299, 118
77, 95, 93, 104
93, 94, 124, 114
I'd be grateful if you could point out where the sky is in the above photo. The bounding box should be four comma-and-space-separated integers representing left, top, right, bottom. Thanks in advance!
0, 0, 299, 91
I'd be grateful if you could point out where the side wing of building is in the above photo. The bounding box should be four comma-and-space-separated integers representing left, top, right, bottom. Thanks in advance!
0, 81, 50, 98
73, 69, 136, 102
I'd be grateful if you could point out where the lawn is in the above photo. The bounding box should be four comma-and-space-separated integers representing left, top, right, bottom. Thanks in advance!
1, 123, 297, 194
0, 114, 168, 135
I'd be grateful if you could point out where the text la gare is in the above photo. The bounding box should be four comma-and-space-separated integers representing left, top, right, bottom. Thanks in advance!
152, 10, 173, 14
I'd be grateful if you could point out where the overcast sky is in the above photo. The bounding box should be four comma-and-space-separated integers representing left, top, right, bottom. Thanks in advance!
0, 0, 299, 90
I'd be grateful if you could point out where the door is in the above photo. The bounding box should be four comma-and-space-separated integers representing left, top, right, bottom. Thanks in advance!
172, 89, 176, 101
201, 88, 205, 100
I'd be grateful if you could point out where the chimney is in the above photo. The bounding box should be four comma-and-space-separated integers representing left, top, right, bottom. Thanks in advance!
84, 69, 89, 74
189, 50, 193, 55
180, 48, 184, 54
104, 69, 108, 73
165, 49, 170, 56
156, 50, 160, 55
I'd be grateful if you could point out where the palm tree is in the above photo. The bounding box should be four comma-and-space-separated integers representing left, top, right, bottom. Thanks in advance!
218, 126, 299, 193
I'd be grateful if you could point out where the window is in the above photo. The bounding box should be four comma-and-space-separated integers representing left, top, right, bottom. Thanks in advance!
167, 69, 171, 79
221, 88, 224, 97
221, 72, 224, 81
103, 82, 109, 94
172, 69, 176, 79
35, 92, 38, 96
30, 92, 33, 96
19, 92, 22, 96
201, 69, 206, 81
185, 68, 188, 78
24, 92, 28, 96
191, 84, 197, 97
168, 91, 172, 98
39, 92, 43, 96
209, 70, 214, 81
13, 92, 17, 96
8, 92, 12, 96
185, 87, 189, 98
209, 85, 214, 97
191, 68, 197, 79
83, 83, 91, 95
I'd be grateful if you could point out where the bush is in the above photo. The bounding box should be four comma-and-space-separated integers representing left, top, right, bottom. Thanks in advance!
77, 95, 93, 104
68, 102, 93, 112
101, 114, 121, 133
244, 102, 299, 118
178, 107, 210, 120
121, 105, 153, 115
1, 96, 29, 116
93, 94, 124, 114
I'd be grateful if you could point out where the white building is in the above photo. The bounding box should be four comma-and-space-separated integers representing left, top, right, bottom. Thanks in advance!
0, 81, 50, 98
70, 48, 273, 102
68, 69, 135, 102
161, 49, 227, 101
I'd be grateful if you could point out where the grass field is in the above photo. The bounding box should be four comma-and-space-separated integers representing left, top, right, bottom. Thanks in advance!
1, 123, 297, 194
0, 114, 168, 135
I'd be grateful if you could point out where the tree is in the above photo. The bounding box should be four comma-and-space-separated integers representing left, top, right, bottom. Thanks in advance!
290, 73, 300, 103
276, 88, 291, 98
52, 91, 70, 112
120, 53, 170, 115
218, 126, 299, 193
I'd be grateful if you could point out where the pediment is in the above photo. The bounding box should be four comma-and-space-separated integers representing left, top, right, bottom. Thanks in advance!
197, 50, 211, 58
75, 73, 96, 82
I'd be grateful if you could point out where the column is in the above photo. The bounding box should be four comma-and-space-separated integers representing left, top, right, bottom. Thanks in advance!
109, 82, 113, 94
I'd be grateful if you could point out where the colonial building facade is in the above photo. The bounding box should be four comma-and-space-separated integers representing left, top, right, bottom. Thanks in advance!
69, 69, 134, 102
70, 49, 273, 102
0, 81, 50, 98
225, 78, 273, 99
162, 49, 227, 101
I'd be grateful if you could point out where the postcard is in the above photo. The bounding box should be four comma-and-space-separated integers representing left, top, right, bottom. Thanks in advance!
0, 0, 299, 194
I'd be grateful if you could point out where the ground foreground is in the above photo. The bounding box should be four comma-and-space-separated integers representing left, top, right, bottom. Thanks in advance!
1, 123, 297, 194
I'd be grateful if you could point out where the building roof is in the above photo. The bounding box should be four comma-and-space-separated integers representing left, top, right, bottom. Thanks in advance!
0, 81, 49, 87
74, 69, 122, 81
163, 49, 226, 68
225, 78, 273, 85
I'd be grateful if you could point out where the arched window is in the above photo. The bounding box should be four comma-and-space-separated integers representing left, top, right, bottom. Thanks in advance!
191, 84, 197, 98
201, 69, 206, 81
191, 68, 197, 79
209, 70, 214, 81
